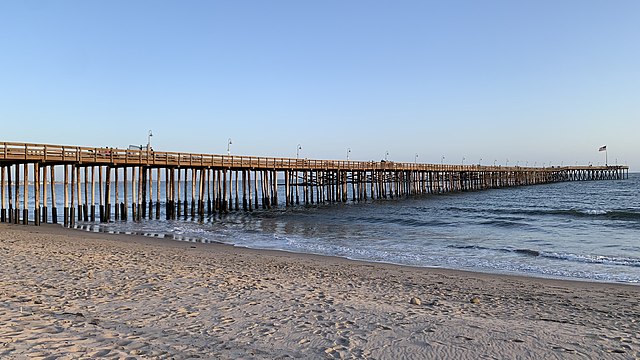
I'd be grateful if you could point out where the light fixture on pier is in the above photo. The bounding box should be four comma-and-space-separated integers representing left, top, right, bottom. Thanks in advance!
297, 144, 302, 159
147, 130, 153, 151
227, 138, 232, 156
478, 158, 482, 166
347, 148, 351, 161
415, 153, 419, 163
441, 155, 445, 165
462, 157, 465, 166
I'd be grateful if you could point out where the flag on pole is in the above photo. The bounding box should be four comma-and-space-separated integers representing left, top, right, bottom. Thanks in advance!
599, 145, 607, 152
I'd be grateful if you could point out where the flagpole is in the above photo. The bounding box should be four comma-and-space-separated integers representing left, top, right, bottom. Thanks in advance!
599, 145, 608, 166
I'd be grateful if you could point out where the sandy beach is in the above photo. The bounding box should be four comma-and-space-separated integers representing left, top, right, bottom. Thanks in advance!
1, 224, 638, 359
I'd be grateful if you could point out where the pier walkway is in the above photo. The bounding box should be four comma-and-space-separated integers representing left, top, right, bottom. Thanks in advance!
0, 142, 629, 227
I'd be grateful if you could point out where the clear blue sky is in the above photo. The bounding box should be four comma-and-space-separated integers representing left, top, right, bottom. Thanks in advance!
1, 1, 638, 169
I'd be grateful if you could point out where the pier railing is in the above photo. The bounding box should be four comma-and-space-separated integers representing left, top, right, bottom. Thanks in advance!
0, 141, 626, 173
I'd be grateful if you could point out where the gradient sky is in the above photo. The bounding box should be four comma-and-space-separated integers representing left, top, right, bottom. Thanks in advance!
1, 1, 638, 169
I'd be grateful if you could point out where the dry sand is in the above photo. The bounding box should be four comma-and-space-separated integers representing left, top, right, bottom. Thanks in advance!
1, 223, 638, 359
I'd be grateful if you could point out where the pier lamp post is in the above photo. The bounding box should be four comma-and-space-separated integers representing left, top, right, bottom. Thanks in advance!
441, 156, 445, 165
227, 138, 232, 156
147, 130, 153, 151
478, 158, 482, 166
296, 144, 302, 159
506, 159, 509, 166
415, 153, 419, 164
516, 161, 519, 167
385, 151, 389, 161
493, 159, 497, 166
347, 148, 351, 161
462, 157, 465, 166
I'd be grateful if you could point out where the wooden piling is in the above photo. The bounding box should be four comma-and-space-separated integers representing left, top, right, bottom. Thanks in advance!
70, 165, 75, 227
83, 167, 89, 221
206, 169, 212, 215
183, 168, 188, 218
253, 170, 259, 210
216, 169, 222, 212
105, 166, 111, 222
7, 165, 13, 223
148, 167, 154, 219
76, 166, 82, 222
98, 166, 104, 222
49, 166, 57, 223
1, 166, 5, 222
22, 164, 28, 225
138, 166, 143, 221
248, 169, 253, 211
222, 169, 228, 213
34, 163, 40, 225
141, 167, 147, 218
165, 168, 170, 220
309, 171, 315, 204
235, 170, 240, 211
14, 164, 20, 224
91, 166, 96, 222
176, 168, 181, 217
131, 166, 137, 221
242, 170, 248, 211
303, 171, 309, 205
198, 168, 205, 219
42, 166, 48, 223
115, 167, 120, 220
191, 168, 196, 218
156, 168, 161, 219
122, 167, 128, 221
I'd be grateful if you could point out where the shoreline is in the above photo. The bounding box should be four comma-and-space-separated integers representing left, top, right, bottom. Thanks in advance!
1, 223, 639, 358
71, 221, 640, 287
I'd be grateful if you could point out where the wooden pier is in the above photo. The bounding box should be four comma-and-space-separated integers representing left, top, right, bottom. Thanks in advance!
0, 142, 630, 227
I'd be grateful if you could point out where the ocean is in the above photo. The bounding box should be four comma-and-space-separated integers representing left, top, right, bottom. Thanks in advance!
70, 173, 640, 284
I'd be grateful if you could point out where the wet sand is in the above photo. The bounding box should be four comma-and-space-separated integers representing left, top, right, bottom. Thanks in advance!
1, 223, 638, 359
